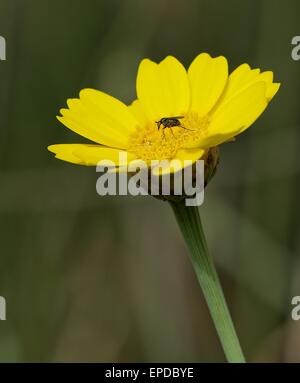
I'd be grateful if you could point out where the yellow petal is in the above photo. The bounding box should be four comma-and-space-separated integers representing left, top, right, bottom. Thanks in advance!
188, 53, 228, 116
48, 144, 137, 166
191, 81, 268, 148
107, 159, 148, 174
48, 144, 85, 165
57, 89, 139, 149
152, 148, 205, 175
137, 56, 190, 121
214, 64, 280, 109
266, 82, 280, 100
128, 100, 148, 126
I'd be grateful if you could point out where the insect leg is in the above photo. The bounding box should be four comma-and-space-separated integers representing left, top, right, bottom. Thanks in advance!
180, 124, 194, 131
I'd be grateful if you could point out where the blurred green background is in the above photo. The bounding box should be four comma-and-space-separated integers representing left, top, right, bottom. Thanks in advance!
0, 0, 299, 362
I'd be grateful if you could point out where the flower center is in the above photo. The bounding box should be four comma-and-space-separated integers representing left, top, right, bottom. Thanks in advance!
128, 112, 210, 162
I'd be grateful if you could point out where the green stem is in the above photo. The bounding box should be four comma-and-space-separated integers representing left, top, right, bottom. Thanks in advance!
170, 200, 245, 363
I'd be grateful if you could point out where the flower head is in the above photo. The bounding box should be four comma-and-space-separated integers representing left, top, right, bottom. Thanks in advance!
48, 53, 280, 175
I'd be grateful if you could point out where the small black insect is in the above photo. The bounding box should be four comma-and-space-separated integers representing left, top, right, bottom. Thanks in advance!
156, 116, 184, 130
155, 116, 193, 137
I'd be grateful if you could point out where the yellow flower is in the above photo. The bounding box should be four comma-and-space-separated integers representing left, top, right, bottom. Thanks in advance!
48, 53, 280, 175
